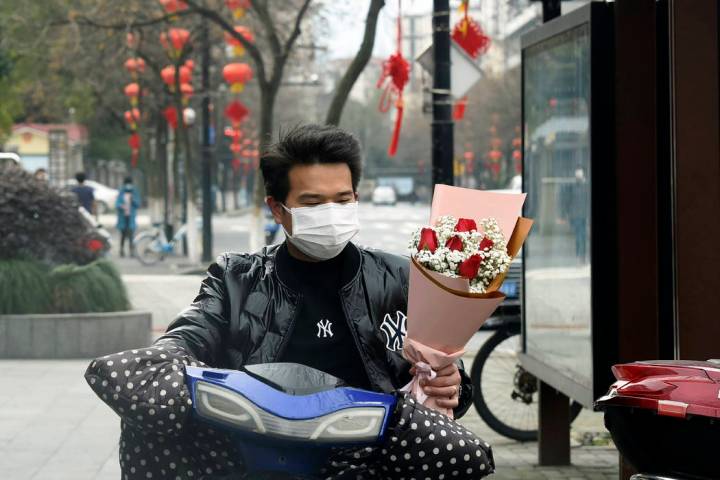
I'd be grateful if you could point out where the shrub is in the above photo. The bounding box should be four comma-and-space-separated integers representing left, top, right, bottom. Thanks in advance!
0, 162, 101, 265
0, 259, 52, 314
49, 259, 131, 313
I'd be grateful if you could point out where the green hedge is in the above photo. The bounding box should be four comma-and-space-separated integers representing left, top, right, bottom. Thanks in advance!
0, 259, 53, 314
0, 259, 130, 314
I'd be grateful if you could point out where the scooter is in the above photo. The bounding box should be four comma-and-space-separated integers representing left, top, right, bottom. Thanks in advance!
595, 360, 720, 480
185, 362, 397, 479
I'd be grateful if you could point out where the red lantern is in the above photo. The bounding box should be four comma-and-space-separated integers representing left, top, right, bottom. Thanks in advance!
126, 32, 138, 49
128, 133, 141, 167
224, 100, 249, 127
163, 107, 179, 130
161, 65, 191, 89
162, 28, 190, 58
223, 63, 253, 93
180, 83, 193, 104
225, 0, 250, 19
124, 58, 146, 78
124, 109, 141, 130
224, 26, 254, 57
159, 0, 188, 15
124, 83, 140, 106
487, 149, 503, 162
549, 97, 558, 109
512, 149, 522, 161
512, 137, 521, 148
184, 59, 194, 71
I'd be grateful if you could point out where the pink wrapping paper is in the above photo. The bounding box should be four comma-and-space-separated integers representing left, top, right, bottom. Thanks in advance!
400, 338, 465, 418
402, 185, 533, 416
430, 184, 526, 243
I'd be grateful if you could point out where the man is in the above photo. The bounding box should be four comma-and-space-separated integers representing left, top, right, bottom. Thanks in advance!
86, 124, 494, 479
72, 172, 95, 215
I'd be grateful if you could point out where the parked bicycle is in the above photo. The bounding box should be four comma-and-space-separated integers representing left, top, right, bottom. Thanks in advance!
133, 223, 188, 266
470, 259, 583, 442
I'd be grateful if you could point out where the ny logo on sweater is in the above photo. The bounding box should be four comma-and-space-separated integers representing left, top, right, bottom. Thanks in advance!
380, 311, 407, 352
316, 319, 334, 338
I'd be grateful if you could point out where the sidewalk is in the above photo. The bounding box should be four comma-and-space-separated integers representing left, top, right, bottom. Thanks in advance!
0, 349, 617, 479
0, 227, 618, 479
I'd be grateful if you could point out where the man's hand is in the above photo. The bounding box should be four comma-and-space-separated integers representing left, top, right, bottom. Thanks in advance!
411, 363, 461, 410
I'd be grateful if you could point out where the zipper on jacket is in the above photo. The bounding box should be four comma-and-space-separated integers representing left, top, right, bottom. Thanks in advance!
339, 292, 375, 390
274, 292, 302, 362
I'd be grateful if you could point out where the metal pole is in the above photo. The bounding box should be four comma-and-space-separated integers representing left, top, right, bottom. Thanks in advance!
201, 18, 213, 263
432, 0, 454, 190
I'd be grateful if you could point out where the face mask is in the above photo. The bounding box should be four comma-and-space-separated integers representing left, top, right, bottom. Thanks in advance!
282, 202, 360, 260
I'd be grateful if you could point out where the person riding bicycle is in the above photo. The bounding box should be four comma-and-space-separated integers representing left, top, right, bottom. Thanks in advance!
86, 124, 495, 479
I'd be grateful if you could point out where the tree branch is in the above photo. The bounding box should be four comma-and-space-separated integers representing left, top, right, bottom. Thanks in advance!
183, 0, 268, 88
281, 0, 313, 63
54, 10, 194, 30
325, 0, 384, 125
250, 0, 282, 60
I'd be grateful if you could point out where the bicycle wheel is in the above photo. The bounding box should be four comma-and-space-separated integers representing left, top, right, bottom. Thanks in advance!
134, 232, 165, 266
471, 329, 583, 442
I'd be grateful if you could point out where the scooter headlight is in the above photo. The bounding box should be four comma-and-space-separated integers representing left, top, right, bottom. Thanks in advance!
196, 381, 266, 433
194, 381, 386, 442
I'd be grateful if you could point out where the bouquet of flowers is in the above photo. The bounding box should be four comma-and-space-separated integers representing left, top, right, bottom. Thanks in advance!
400, 185, 533, 417
410, 216, 512, 294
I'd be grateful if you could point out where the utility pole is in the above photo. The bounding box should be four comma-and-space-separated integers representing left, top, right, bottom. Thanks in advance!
432, 0, 454, 189
200, 18, 213, 263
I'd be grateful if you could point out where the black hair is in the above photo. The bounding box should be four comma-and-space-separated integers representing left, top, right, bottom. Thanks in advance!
260, 124, 362, 202
75, 172, 86, 183
124, 176, 133, 184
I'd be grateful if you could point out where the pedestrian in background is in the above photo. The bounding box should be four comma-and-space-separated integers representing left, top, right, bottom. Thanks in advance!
115, 176, 140, 257
33, 168, 48, 182
71, 172, 95, 215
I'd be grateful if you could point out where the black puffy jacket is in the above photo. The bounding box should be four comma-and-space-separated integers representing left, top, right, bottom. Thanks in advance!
154, 242, 473, 418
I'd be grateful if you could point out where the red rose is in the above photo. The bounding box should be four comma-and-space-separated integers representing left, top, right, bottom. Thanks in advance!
455, 218, 477, 232
445, 236, 464, 251
417, 228, 439, 253
459, 254, 483, 279
479, 237, 494, 251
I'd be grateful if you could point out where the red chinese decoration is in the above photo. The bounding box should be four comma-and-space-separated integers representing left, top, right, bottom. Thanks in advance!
452, 1, 491, 59
159, 0, 188, 15
180, 83, 193, 104
184, 59, 194, 71
163, 107, 179, 130
223, 63, 253, 93
124, 58, 146, 78
160, 65, 191, 90
162, 28, 190, 58
225, 0, 251, 19
453, 96, 468, 121
225, 26, 254, 57
126, 32, 138, 49
124, 109, 141, 130
128, 133, 141, 167
124, 83, 140, 106
377, 0, 410, 157
224, 101, 249, 127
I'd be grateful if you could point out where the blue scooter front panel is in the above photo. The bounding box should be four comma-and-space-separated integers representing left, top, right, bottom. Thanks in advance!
185, 365, 397, 478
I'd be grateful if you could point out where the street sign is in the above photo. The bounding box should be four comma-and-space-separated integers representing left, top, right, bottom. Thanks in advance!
416, 41, 484, 99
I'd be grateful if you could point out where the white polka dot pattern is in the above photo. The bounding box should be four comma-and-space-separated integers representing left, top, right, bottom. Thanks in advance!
322, 393, 494, 479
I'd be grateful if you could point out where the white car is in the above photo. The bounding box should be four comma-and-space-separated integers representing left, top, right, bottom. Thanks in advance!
372, 186, 397, 206
65, 179, 119, 214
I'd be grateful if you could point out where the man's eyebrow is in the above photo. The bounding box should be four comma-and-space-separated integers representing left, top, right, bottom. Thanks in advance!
336, 190, 354, 196
297, 193, 325, 201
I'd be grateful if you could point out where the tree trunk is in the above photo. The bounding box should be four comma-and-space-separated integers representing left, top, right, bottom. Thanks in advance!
325, 0, 385, 125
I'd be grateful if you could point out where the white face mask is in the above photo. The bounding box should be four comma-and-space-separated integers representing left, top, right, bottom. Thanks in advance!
282, 202, 360, 260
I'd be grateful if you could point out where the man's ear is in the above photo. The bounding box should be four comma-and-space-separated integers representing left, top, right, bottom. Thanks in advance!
266, 196, 285, 225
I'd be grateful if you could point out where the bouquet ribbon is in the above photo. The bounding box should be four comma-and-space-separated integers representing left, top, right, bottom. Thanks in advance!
400, 337, 465, 419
